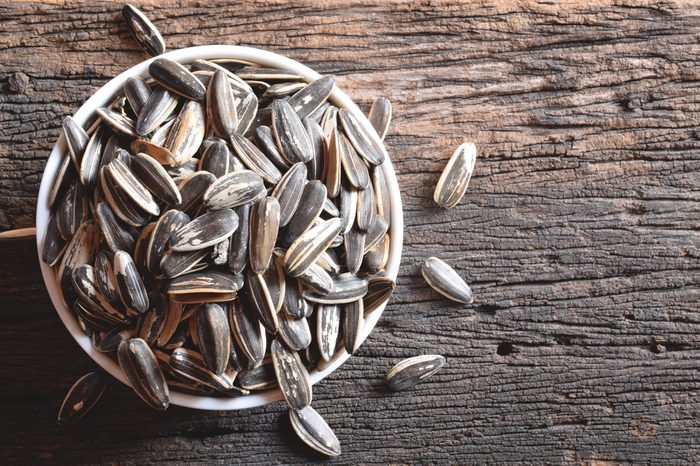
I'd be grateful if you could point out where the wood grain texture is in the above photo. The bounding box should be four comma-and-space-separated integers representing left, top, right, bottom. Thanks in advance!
2, 0, 700, 463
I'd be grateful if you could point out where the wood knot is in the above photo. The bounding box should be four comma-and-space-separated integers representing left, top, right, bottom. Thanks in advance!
7, 71, 29, 94
630, 418, 657, 439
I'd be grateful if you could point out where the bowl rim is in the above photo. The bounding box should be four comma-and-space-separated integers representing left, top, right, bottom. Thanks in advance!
36, 45, 403, 410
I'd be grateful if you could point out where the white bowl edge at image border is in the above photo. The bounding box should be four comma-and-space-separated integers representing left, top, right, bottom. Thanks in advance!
36, 45, 404, 410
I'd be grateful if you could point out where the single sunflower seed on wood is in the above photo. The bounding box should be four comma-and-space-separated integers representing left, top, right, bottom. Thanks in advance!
169, 208, 238, 252
289, 406, 341, 457
149, 58, 205, 101
244, 269, 279, 334
199, 139, 230, 178
57, 372, 107, 426
271, 162, 307, 227
286, 76, 334, 119
227, 204, 250, 275
146, 209, 190, 272
304, 273, 368, 304
422, 257, 474, 304
62, 116, 89, 172
363, 276, 396, 316
114, 250, 150, 314
338, 108, 385, 165
136, 87, 178, 136
317, 304, 340, 362
107, 158, 160, 216
339, 131, 370, 190
121, 4, 165, 56
229, 133, 281, 184
196, 303, 231, 375
272, 99, 313, 163
271, 339, 312, 410
96, 202, 135, 254
343, 299, 364, 354
278, 311, 312, 352
124, 76, 152, 115
282, 180, 327, 246
96, 107, 136, 137
284, 217, 343, 277
207, 69, 238, 137
433, 142, 477, 209
131, 153, 182, 205
386, 354, 446, 391
203, 170, 266, 210
117, 338, 169, 411
228, 299, 267, 367
165, 100, 206, 166
249, 196, 280, 273
368, 97, 392, 141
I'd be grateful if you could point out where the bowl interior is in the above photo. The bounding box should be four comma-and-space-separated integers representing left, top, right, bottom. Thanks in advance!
36, 45, 403, 410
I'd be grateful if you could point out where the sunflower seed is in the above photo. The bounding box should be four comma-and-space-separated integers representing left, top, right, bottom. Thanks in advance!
271, 339, 312, 410
320, 105, 338, 140
272, 99, 313, 164
297, 263, 333, 295
98, 328, 135, 353
124, 77, 152, 115
364, 233, 390, 273
249, 196, 280, 273
228, 299, 266, 367
309, 102, 331, 123
80, 125, 107, 191
114, 250, 150, 314
339, 183, 357, 234
244, 270, 278, 334
146, 209, 190, 272
62, 116, 89, 172
118, 338, 169, 410
303, 117, 324, 181
372, 164, 392, 227
207, 69, 238, 137
150, 58, 205, 101
386, 354, 445, 391
49, 155, 74, 208
131, 153, 182, 205
421, 257, 474, 304
138, 291, 168, 345
338, 108, 385, 165
278, 312, 312, 352
317, 304, 340, 362
263, 253, 286, 312
339, 131, 370, 190
177, 170, 216, 216
165, 100, 206, 165
271, 162, 306, 227
42, 211, 67, 267
167, 271, 244, 303
283, 180, 327, 245
100, 166, 151, 227
237, 361, 276, 390
343, 299, 364, 354
433, 142, 477, 209
316, 250, 340, 275
285, 218, 343, 277
57, 180, 88, 241
237, 67, 303, 82
198, 139, 230, 178
283, 276, 313, 318
344, 227, 365, 274
72, 264, 129, 325
156, 300, 184, 347
96, 107, 136, 137
136, 87, 178, 136
96, 202, 135, 253
121, 4, 165, 56
107, 158, 160, 216
228, 334, 247, 372
95, 250, 119, 303
264, 81, 306, 99
253, 125, 290, 171
368, 97, 392, 141
289, 406, 341, 457
202, 169, 266, 210
304, 273, 368, 304
58, 220, 99, 290
356, 180, 377, 232
324, 127, 342, 198
57, 372, 107, 426
229, 133, 281, 184
195, 303, 231, 375
170, 208, 238, 252
287, 76, 334, 119
169, 347, 233, 391
363, 216, 388, 254
227, 204, 250, 275
133, 222, 156, 271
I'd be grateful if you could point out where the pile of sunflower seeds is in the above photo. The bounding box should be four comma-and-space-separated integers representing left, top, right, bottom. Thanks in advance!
47, 3, 479, 457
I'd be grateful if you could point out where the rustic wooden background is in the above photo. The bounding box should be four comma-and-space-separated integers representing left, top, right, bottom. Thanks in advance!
2, 0, 700, 463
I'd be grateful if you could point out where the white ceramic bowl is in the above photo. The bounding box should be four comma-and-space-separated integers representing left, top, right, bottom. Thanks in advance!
36, 45, 403, 410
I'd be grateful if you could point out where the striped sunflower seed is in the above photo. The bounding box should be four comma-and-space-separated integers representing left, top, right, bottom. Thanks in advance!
263, 81, 306, 99
339, 131, 370, 190
169, 208, 238, 252
177, 170, 216, 216
372, 164, 392, 227
72, 264, 129, 326
421, 257, 474, 304
114, 250, 150, 314
303, 117, 324, 181
433, 142, 477, 209
283, 276, 313, 319
107, 158, 160, 216
317, 303, 340, 362
196, 303, 231, 375
386, 354, 446, 391
203, 170, 266, 210
146, 209, 190, 272
364, 233, 390, 274
229, 133, 281, 184
159, 248, 210, 278
96, 202, 135, 253
117, 338, 169, 411
289, 406, 341, 457
263, 251, 286, 312
286, 76, 334, 119
206, 69, 238, 137
324, 127, 342, 198
95, 250, 119, 304
137, 291, 168, 345
42, 211, 67, 267
278, 311, 312, 352
136, 87, 178, 136
96, 107, 136, 137
363, 276, 395, 316
57, 372, 107, 426
80, 125, 107, 191
253, 125, 290, 171
343, 227, 365, 274
237, 360, 276, 390
227, 204, 250, 275
228, 299, 266, 367
199, 139, 230, 178
249, 196, 280, 273
156, 300, 184, 347
320, 105, 338, 140
244, 269, 279, 334
131, 153, 182, 205
297, 262, 333, 295
169, 347, 233, 391
124, 76, 152, 115
48, 155, 74, 209
303, 273, 368, 304
271, 162, 307, 227
343, 299, 364, 354
100, 166, 151, 227
57, 220, 99, 290
338, 108, 385, 165
56, 180, 88, 241
339, 183, 358, 234
272, 99, 313, 163
363, 216, 388, 254
316, 250, 340, 275
165, 100, 206, 165
271, 339, 312, 410
62, 116, 89, 172
167, 270, 244, 303
368, 97, 392, 141
150, 58, 205, 101
121, 4, 165, 56
284, 217, 343, 277
356, 180, 377, 232
98, 328, 135, 353
282, 180, 327, 246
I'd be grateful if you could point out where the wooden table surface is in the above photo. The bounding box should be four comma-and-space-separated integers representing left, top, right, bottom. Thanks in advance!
2, 1, 700, 464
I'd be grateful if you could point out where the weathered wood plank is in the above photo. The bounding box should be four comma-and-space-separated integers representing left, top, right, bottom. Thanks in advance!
2, 0, 700, 463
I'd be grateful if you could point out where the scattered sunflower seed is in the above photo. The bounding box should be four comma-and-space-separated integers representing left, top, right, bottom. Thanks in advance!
386, 354, 446, 391
422, 257, 474, 304
433, 142, 477, 209
57, 372, 107, 426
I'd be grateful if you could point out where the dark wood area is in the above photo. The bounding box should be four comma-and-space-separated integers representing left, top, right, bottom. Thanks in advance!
1, 1, 700, 463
